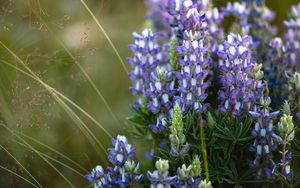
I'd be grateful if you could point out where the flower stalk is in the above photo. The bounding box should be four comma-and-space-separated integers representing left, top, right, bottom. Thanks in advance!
200, 114, 209, 180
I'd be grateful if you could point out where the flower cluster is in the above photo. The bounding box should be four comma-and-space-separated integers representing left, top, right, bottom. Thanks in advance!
217, 33, 265, 116
128, 28, 176, 132
169, 102, 189, 157
85, 1, 300, 187
242, 0, 265, 6
223, 0, 276, 51
248, 97, 280, 179
146, 65, 175, 132
128, 28, 162, 109
173, 164, 201, 187
147, 159, 175, 188
146, 0, 172, 33
174, 1, 211, 113
147, 157, 210, 188
277, 101, 295, 180
85, 135, 144, 187
284, 3, 300, 72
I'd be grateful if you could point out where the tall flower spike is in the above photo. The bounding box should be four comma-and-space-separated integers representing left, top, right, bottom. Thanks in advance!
288, 72, 300, 116
190, 156, 202, 178
166, 0, 209, 41
175, 7, 210, 113
146, 66, 175, 114
108, 135, 136, 166
173, 164, 201, 187
86, 135, 144, 187
85, 165, 110, 188
277, 101, 295, 180
128, 28, 162, 109
169, 102, 189, 157
248, 97, 281, 179
223, 1, 276, 52
242, 0, 265, 6
146, 0, 172, 32
199, 179, 213, 188
218, 33, 266, 116
147, 159, 175, 188
284, 3, 300, 72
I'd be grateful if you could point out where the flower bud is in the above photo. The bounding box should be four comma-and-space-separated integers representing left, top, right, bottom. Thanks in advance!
124, 160, 136, 172
200, 179, 213, 188
260, 96, 271, 107
278, 114, 294, 135
252, 64, 264, 80
179, 164, 192, 178
155, 159, 169, 172
190, 156, 202, 177
282, 101, 291, 116
290, 72, 300, 91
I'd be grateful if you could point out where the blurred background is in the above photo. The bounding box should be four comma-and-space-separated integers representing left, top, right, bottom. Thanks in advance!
0, 0, 299, 187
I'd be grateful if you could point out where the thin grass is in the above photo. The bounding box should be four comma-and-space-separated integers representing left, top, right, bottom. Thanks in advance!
80, 0, 129, 75
0, 144, 43, 188
29, 6, 122, 127
0, 59, 113, 139
18, 132, 89, 173
46, 26, 121, 127
0, 1, 129, 186
0, 58, 108, 156
0, 44, 108, 156
0, 165, 40, 188
0, 123, 76, 188
0, 58, 106, 157
14, 140, 85, 177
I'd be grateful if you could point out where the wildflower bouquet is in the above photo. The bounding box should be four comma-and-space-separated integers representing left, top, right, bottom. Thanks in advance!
86, 0, 300, 187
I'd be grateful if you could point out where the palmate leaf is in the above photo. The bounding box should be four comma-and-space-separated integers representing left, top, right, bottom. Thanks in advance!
206, 111, 260, 187
126, 107, 157, 138
209, 111, 253, 143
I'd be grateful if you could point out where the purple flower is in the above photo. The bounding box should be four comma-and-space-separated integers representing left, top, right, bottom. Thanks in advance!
176, 31, 210, 113
149, 113, 169, 132
283, 3, 300, 71
147, 159, 175, 188
242, 0, 265, 6
223, 2, 249, 25
107, 161, 144, 187
248, 97, 280, 179
165, 0, 209, 41
172, 164, 201, 188
85, 165, 110, 188
174, 5, 210, 113
223, 1, 276, 49
282, 152, 293, 181
107, 135, 136, 166
85, 135, 144, 187
146, 0, 172, 32
217, 33, 266, 116
128, 28, 162, 109
146, 66, 175, 114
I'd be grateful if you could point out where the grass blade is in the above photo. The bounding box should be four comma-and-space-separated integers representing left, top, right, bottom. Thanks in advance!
0, 165, 40, 188
0, 123, 76, 188
18, 132, 89, 173
80, 0, 129, 75
0, 144, 43, 188
14, 140, 85, 177
0, 59, 113, 139
0, 44, 109, 156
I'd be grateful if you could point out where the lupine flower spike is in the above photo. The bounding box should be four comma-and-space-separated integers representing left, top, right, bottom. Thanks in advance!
249, 97, 280, 179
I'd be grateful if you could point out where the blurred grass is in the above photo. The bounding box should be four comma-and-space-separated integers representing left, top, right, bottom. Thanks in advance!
0, 0, 299, 187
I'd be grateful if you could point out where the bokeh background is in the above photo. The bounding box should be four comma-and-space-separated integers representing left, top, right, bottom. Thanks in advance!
0, 0, 299, 187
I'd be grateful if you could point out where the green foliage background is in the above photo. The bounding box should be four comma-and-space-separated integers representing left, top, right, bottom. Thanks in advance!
0, 0, 299, 187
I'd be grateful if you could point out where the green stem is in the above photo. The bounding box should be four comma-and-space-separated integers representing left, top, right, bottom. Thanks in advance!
200, 115, 209, 180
